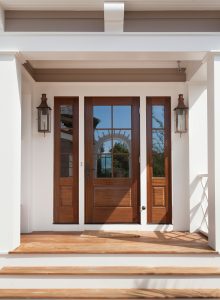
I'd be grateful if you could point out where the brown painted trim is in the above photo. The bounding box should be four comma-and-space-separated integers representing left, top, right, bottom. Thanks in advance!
124, 11, 220, 32
23, 64, 186, 82
5, 10, 220, 32
5, 11, 104, 32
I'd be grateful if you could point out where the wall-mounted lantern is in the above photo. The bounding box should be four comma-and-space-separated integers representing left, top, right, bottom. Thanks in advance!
174, 94, 188, 135
37, 94, 51, 135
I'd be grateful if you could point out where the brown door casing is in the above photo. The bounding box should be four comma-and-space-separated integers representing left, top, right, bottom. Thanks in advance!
85, 97, 140, 224
54, 97, 79, 224
147, 97, 172, 224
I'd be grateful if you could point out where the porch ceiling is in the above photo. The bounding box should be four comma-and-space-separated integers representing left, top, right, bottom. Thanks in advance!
1, 0, 220, 11
24, 51, 206, 67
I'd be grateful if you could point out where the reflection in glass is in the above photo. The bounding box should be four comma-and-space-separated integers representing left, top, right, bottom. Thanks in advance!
113, 154, 130, 178
93, 106, 111, 129
93, 106, 132, 178
60, 105, 73, 128
60, 154, 73, 177
113, 106, 131, 128
152, 105, 164, 129
152, 130, 165, 177
94, 130, 112, 153
60, 130, 73, 154
96, 154, 112, 178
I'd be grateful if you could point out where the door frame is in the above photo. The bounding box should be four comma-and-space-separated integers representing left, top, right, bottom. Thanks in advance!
54, 96, 79, 224
84, 96, 140, 224
146, 96, 172, 224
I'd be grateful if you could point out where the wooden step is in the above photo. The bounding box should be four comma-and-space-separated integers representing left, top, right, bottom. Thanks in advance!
0, 289, 219, 299
1, 266, 220, 276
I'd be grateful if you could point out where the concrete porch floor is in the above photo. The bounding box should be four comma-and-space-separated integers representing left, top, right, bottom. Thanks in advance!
10, 231, 216, 254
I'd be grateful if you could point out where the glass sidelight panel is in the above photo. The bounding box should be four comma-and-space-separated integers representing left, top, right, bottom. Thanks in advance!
152, 105, 164, 129
152, 105, 165, 178
93, 105, 132, 178
60, 105, 73, 178
60, 105, 73, 129
152, 130, 165, 177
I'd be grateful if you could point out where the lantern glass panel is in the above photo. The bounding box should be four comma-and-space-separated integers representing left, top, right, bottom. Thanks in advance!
176, 109, 187, 133
38, 109, 51, 132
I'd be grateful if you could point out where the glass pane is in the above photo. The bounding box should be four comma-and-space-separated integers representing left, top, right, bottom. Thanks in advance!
112, 129, 131, 154
60, 154, 73, 177
177, 110, 186, 132
152, 105, 164, 129
96, 154, 112, 178
113, 106, 131, 128
93, 106, 111, 129
113, 154, 130, 178
94, 130, 112, 154
152, 130, 165, 177
60, 105, 72, 129
60, 130, 73, 154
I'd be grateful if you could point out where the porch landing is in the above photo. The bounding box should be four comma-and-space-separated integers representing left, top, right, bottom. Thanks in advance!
11, 231, 216, 254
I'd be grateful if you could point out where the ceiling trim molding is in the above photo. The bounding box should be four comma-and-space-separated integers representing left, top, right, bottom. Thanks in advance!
5, 10, 104, 32
23, 62, 186, 82
5, 10, 220, 32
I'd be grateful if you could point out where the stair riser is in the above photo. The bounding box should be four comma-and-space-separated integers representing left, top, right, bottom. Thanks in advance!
1, 255, 220, 267
0, 276, 220, 289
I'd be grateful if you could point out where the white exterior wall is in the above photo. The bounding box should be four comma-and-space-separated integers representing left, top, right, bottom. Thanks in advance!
21, 81, 189, 232
0, 55, 21, 252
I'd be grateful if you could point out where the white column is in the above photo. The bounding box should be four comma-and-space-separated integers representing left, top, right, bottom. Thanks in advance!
0, 54, 21, 253
207, 54, 220, 251
188, 83, 207, 233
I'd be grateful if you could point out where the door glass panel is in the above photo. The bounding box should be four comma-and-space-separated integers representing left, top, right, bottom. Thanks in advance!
113, 106, 131, 128
152, 130, 165, 177
152, 105, 164, 129
93, 106, 111, 129
60, 105, 73, 177
60, 105, 73, 129
60, 154, 73, 177
93, 105, 132, 178
60, 130, 73, 154
94, 130, 112, 154
113, 154, 130, 178
96, 154, 112, 178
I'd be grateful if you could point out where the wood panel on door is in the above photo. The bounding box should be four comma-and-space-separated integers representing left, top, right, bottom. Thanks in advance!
147, 97, 172, 224
54, 97, 79, 224
85, 97, 140, 224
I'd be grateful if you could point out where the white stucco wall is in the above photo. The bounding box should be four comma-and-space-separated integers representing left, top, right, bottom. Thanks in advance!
21, 81, 190, 232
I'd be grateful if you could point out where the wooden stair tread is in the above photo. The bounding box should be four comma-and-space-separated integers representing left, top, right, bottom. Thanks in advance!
1, 266, 220, 276
0, 289, 219, 299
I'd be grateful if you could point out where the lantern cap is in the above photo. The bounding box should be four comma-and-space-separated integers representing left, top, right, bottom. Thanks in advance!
37, 94, 51, 110
174, 94, 188, 110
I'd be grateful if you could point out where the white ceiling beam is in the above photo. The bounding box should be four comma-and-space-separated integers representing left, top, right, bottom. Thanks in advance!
0, 5, 4, 32
104, 2, 124, 33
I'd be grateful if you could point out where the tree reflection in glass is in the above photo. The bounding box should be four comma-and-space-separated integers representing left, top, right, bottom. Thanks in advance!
152, 106, 165, 177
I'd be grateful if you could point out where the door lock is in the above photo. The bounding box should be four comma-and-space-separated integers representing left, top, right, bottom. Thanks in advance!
141, 206, 146, 211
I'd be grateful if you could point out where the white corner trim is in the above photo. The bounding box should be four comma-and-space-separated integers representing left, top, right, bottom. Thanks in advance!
0, 5, 4, 32
104, 2, 124, 33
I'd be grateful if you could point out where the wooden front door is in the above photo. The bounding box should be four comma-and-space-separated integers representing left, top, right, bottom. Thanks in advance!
147, 97, 172, 224
85, 97, 140, 224
54, 97, 79, 224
